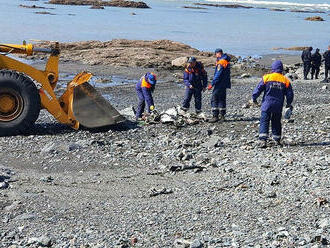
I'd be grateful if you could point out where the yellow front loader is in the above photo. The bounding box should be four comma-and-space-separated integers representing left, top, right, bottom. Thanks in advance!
0, 42, 125, 136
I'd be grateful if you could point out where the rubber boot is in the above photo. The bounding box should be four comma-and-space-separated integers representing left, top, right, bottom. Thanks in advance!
209, 109, 219, 123
258, 139, 267, 148
218, 114, 225, 123
209, 116, 219, 123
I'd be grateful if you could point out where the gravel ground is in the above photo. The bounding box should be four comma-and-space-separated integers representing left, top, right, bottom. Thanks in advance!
0, 63, 329, 248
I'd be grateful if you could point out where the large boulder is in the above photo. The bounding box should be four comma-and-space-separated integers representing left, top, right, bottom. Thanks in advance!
171, 57, 188, 67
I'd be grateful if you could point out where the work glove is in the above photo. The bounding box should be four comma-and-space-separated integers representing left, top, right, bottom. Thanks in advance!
284, 105, 293, 119
150, 105, 159, 115
248, 99, 259, 107
207, 84, 213, 90
286, 104, 293, 110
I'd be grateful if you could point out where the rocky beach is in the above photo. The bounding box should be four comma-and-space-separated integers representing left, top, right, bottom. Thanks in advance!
1, 39, 329, 247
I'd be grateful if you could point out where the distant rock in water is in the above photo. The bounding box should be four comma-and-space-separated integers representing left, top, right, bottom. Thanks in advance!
48, 0, 150, 8
19, 4, 55, 9
19, 4, 45, 8
270, 8, 285, 12
305, 16, 325, 21
272, 46, 309, 51
35, 11, 56, 15
291, 9, 325, 14
108, 0, 149, 8
182, 6, 207, 10
194, 3, 253, 9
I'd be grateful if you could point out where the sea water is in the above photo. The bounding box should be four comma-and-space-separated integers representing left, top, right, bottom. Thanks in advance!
0, 0, 329, 56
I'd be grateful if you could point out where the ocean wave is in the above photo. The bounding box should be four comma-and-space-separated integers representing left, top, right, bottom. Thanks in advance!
205, 0, 330, 11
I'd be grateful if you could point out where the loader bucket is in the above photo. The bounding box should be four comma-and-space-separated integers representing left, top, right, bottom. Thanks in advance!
72, 82, 126, 128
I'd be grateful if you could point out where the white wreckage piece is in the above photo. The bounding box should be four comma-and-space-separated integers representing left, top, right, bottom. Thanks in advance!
120, 106, 208, 125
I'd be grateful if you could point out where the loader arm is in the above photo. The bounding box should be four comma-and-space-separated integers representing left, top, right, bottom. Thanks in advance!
0, 42, 125, 133
0, 43, 89, 129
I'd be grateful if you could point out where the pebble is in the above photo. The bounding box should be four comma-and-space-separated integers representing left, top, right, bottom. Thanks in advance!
27, 235, 52, 247
14, 213, 37, 220
190, 239, 203, 248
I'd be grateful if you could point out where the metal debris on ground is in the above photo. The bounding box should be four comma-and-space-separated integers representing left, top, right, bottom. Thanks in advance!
143, 106, 208, 126
149, 187, 173, 197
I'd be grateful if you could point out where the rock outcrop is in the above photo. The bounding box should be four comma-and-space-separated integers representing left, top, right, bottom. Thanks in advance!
33, 39, 236, 69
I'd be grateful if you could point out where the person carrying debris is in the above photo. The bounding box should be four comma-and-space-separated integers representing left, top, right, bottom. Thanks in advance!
208, 48, 231, 123
311, 48, 322, 80
301, 47, 313, 80
135, 72, 157, 120
181, 57, 208, 114
322, 45, 330, 83
252, 60, 294, 148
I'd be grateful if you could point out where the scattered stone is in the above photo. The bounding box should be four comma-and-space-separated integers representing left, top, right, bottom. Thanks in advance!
319, 218, 330, 229
174, 238, 192, 248
202, 136, 222, 148
315, 197, 328, 207
266, 191, 277, 198
14, 213, 37, 220
41, 142, 57, 154
285, 72, 299, 80
28, 235, 52, 247
41, 176, 54, 183
119, 106, 135, 117
240, 73, 251, 78
67, 143, 82, 151
190, 239, 203, 248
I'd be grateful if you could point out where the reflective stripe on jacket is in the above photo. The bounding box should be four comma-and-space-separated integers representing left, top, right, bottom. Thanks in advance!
253, 72, 294, 113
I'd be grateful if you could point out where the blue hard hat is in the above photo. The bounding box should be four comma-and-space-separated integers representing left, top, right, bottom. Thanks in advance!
148, 73, 157, 85
187, 57, 197, 63
215, 48, 223, 54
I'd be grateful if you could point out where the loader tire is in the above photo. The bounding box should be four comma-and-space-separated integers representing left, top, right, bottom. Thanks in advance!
0, 70, 40, 136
